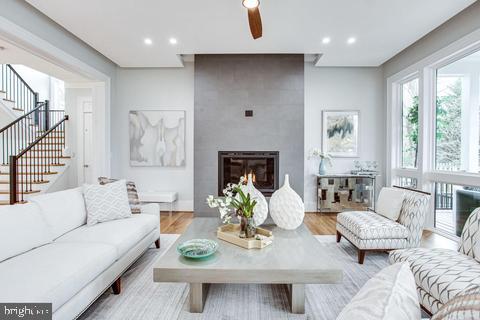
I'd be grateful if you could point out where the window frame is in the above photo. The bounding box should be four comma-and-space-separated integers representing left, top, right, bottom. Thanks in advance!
387, 30, 480, 240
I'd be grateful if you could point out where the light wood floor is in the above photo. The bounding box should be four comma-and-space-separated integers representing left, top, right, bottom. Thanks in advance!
160, 212, 458, 250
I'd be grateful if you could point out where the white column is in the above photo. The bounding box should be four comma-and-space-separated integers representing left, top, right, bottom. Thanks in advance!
468, 72, 480, 173
460, 76, 471, 172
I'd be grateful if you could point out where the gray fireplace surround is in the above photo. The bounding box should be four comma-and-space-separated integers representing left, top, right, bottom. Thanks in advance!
194, 54, 305, 216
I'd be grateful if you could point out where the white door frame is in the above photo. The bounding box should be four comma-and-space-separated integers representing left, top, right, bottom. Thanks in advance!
0, 16, 112, 177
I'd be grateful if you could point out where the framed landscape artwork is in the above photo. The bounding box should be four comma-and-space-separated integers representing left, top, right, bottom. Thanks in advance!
129, 110, 186, 166
322, 110, 359, 157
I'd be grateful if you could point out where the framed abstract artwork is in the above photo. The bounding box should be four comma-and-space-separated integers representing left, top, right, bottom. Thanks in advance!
129, 110, 186, 166
322, 110, 359, 157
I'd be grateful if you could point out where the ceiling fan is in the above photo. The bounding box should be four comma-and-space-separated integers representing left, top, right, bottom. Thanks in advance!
242, 0, 262, 39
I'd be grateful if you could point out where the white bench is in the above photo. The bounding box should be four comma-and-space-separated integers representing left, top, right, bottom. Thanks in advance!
137, 192, 178, 217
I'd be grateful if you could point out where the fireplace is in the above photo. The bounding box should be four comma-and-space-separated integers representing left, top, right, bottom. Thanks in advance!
218, 151, 279, 196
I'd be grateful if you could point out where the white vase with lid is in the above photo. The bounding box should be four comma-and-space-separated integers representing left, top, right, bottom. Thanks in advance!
269, 174, 305, 230
240, 173, 268, 226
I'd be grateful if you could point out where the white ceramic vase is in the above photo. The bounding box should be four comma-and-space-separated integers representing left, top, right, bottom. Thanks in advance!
240, 174, 268, 226
269, 174, 305, 230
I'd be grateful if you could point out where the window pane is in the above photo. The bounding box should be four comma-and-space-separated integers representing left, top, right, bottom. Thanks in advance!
436, 51, 480, 173
435, 183, 480, 236
396, 176, 418, 189
401, 79, 419, 168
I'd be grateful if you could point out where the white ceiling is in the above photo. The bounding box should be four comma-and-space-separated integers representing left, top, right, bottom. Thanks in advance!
0, 38, 91, 82
26, 0, 475, 68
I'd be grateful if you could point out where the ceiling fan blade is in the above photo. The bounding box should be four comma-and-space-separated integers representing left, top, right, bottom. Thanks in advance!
247, 7, 262, 39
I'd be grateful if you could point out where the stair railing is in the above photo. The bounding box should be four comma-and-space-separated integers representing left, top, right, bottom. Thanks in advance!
0, 64, 39, 113
9, 115, 68, 204
0, 101, 58, 165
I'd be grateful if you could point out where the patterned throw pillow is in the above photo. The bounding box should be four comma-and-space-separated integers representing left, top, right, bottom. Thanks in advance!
432, 285, 480, 320
98, 177, 142, 214
84, 180, 132, 226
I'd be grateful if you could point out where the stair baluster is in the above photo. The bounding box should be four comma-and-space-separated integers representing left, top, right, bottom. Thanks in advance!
0, 64, 38, 114
8, 115, 68, 204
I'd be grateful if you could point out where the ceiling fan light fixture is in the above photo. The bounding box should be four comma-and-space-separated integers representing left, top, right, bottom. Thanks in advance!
242, 0, 260, 9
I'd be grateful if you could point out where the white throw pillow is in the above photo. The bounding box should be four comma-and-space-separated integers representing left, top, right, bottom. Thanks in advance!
337, 262, 420, 320
30, 187, 87, 239
83, 180, 132, 226
376, 187, 406, 221
0, 203, 53, 262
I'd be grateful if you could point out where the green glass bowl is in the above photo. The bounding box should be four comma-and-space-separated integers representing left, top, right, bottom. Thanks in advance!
177, 239, 218, 259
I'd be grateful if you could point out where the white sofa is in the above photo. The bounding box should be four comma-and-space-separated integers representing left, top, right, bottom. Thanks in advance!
0, 187, 160, 320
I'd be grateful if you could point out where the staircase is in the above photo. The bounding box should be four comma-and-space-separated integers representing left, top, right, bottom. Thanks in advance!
0, 64, 70, 205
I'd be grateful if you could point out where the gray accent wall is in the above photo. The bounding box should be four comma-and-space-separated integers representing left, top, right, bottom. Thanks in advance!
194, 54, 304, 215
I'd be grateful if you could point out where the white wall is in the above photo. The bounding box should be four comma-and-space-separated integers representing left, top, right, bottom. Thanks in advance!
383, 1, 480, 78
12, 64, 50, 101
304, 65, 385, 211
112, 64, 194, 211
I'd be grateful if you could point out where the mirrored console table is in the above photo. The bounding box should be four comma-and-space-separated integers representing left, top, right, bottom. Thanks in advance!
316, 174, 379, 213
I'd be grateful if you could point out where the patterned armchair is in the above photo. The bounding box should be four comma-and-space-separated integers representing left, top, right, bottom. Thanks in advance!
336, 187, 431, 264
389, 208, 480, 315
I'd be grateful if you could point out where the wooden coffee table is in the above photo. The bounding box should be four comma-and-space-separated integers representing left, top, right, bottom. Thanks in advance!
153, 218, 342, 314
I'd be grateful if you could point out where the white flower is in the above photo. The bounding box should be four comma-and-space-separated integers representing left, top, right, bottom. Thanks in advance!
219, 206, 230, 218
207, 198, 219, 208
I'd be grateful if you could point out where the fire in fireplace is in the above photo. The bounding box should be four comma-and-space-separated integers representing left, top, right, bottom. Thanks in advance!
218, 151, 279, 196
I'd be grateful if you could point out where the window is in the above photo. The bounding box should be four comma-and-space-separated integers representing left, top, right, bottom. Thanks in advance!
435, 51, 480, 173
401, 78, 419, 168
397, 176, 418, 189
389, 43, 480, 238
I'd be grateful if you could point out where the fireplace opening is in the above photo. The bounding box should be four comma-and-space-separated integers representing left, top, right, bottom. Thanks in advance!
218, 151, 279, 197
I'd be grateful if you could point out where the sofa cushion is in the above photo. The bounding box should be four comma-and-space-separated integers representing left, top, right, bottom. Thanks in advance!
389, 248, 480, 306
337, 262, 420, 320
0, 242, 116, 312
83, 180, 132, 226
337, 211, 409, 240
0, 203, 53, 262
55, 214, 158, 259
376, 187, 405, 221
432, 284, 480, 320
30, 187, 87, 239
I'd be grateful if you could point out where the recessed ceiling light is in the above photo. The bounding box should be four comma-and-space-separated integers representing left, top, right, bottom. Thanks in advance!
242, 0, 260, 9
322, 37, 331, 44
169, 37, 178, 45
347, 37, 356, 45
144, 38, 153, 45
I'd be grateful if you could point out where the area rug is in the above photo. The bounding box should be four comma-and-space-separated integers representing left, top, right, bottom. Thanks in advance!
80, 234, 390, 320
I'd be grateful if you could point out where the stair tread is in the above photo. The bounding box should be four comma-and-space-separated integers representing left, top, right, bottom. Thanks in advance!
26, 156, 71, 159
0, 200, 27, 205
3, 98, 14, 102
0, 171, 58, 175
0, 190, 40, 195
0, 180, 49, 184
12, 108, 24, 111
0, 163, 65, 167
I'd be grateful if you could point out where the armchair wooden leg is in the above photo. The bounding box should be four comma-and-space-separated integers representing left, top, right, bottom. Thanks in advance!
358, 250, 366, 264
155, 238, 160, 249
336, 231, 342, 243
112, 277, 121, 295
